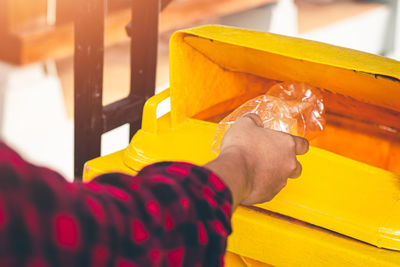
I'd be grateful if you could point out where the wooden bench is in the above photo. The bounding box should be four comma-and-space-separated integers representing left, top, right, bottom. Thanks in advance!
0, 0, 277, 65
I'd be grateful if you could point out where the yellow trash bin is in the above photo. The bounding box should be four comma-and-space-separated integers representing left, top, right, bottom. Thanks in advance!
83, 25, 400, 266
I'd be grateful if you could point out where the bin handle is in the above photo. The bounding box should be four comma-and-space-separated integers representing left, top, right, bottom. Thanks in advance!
142, 89, 170, 134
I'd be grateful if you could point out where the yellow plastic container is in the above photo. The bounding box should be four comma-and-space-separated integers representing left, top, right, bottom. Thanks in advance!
84, 25, 400, 266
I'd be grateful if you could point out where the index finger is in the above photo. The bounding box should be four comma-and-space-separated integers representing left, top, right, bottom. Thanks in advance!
293, 136, 309, 155
242, 113, 264, 128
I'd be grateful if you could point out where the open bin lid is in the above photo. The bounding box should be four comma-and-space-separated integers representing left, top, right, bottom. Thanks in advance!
124, 25, 400, 250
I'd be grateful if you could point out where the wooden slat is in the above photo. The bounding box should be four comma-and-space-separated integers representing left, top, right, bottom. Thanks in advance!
102, 97, 145, 133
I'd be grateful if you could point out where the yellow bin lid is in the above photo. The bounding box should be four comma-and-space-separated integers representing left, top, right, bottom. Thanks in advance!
123, 25, 400, 250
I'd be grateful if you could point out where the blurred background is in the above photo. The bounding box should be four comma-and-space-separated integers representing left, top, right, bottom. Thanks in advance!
0, 0, 399, 181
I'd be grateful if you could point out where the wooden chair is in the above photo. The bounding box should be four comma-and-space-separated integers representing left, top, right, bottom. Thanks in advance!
73, 0, 175, 179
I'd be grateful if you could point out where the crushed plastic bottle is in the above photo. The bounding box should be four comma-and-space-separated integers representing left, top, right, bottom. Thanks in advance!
212, 82, 326, 152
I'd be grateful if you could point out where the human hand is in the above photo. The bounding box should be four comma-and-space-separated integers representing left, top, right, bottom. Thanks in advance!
205, 113, 309, 210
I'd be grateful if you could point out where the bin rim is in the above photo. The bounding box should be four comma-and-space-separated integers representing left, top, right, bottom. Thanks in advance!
172, 25, 400, 82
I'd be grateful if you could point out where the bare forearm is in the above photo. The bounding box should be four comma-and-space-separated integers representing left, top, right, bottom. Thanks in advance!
204, 149, 250, 211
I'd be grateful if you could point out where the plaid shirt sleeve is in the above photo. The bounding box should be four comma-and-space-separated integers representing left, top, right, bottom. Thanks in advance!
0, 142, 233, 267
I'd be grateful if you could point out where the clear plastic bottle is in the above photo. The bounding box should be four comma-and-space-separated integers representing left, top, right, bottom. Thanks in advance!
212, 82, 326, 152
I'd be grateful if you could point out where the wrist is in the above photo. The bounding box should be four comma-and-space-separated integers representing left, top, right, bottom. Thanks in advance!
205, 148, 251, 211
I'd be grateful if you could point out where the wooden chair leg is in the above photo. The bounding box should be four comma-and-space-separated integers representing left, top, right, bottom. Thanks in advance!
74, 0, 105, 179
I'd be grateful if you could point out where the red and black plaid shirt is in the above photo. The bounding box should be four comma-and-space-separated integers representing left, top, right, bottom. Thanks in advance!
0, 142, 232, 266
